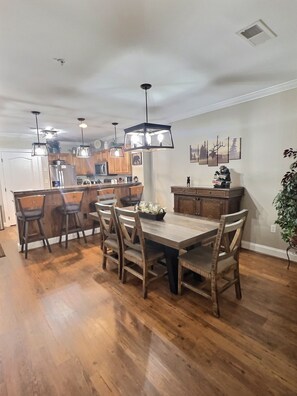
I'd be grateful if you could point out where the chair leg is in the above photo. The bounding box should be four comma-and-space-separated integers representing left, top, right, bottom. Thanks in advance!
178, 263, 183, 295
211, 275, 220, 318
65, 214, 69, 249
234, 265, 242, 300
76, 213, 87, 244
122, 262, 127, 284
38, 219, 52, 253
142, 265, 148, 299
24, 221, 29, 259
59, 214, 64, 246
74, 214, 80, 239
92, 220, 96, 236
37, 219, 46, 247
21, 220, 26, 252
102, 246, 107, 270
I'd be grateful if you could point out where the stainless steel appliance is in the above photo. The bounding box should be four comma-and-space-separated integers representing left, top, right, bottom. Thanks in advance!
95, 162, 109, 176
50, 164, 76, 187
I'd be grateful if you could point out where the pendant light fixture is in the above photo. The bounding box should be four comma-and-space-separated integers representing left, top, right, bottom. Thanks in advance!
109, 122, 124, 158
76, 117, 91, 158
124, 83, 174, 151
31, 111, 48, 156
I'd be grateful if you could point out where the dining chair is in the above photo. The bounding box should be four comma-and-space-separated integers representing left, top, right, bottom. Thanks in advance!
120, 185, 144, 207
95, 203, 121, 278
178, 209, 248, 317
90, 188, 117, 235
115, 207, 167, 298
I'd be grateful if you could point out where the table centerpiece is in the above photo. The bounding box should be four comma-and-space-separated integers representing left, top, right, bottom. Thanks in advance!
136, 201, 166, 221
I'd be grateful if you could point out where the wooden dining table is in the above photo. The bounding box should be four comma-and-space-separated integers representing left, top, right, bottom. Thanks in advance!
89, 210, 219, 294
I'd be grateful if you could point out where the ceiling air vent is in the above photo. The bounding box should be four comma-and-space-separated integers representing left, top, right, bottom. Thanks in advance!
237, 20, 277, 46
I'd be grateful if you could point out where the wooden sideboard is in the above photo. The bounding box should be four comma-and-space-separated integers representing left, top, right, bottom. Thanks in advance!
171, 186, 244, 220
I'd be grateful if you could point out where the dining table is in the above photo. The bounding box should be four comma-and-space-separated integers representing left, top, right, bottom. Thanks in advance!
89, 210, 219, 294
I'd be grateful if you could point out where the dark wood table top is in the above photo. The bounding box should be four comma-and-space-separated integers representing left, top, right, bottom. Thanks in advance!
89, 210, 219, 250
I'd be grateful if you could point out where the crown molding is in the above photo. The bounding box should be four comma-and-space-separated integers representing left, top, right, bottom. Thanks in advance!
171, 78, 297, 123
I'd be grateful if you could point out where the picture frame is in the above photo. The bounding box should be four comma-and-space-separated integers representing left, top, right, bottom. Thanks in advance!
229, 137, 241, 160
218, 137, 229, 164
190, 144, 199, 163
207, 138, 218, 167
132, 152, 142, 166
199, 140, 208, 165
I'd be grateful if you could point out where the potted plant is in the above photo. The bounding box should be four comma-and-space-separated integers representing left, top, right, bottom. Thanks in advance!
273, 148, 297, 246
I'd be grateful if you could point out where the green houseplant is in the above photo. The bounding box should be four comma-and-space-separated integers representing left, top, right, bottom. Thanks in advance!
273, 148, 297, 245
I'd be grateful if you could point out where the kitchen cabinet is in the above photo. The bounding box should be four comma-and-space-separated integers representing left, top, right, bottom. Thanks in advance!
108, 152, 131, 174
48, 153, 73, 165
72, 155, 94, 175
171, 186, 244, 220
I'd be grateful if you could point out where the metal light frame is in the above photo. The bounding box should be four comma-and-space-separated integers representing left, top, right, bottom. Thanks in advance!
76, 117, 91, 158
109, 122, 124, 158
124, 83, 174, 152
31, 111, 48, 156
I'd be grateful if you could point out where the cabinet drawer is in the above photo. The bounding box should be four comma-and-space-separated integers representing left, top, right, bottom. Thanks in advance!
196, 189, 229, 198
171, 187, 197, 196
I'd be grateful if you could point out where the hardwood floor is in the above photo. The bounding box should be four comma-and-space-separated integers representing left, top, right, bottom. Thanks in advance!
0, 227, 296, 395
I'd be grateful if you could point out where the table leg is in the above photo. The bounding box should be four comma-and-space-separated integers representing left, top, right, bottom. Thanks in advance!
164, 246, 179, 294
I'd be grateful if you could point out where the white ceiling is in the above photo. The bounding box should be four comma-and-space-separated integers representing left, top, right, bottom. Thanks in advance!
1, 0, 297, 143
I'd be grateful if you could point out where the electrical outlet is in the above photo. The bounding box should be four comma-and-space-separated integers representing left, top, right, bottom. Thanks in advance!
271, 224, 276, 233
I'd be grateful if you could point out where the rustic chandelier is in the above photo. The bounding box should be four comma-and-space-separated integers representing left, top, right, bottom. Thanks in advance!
124, 83, 174, 152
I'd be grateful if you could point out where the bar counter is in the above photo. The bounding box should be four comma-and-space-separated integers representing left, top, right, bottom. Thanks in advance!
13, 182, 141, 243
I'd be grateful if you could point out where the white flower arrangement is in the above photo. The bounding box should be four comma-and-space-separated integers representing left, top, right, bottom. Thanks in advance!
136, 201, 166, 215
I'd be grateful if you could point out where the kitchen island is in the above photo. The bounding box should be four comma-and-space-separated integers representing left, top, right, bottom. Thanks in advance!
13, 182, 141, 245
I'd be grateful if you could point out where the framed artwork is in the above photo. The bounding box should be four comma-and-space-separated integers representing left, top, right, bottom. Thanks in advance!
229, 137, 241, 160
190, 145, 199, 162
132, 152, 142, 166
199, 141, 208, 165
208, 138, 218, 166
218, 137, 229, 164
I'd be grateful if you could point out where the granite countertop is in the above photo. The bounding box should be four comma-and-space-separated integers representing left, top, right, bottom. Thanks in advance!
13, 182, 141, 195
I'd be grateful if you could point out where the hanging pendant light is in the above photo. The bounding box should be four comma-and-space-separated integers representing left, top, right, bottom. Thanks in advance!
76, 117, 91, 158
109, 122, 124, 158
31, 111, 48, 156
124, 83, 174, 152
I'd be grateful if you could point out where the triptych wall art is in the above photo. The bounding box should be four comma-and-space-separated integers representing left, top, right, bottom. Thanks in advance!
189, 137, 241, 166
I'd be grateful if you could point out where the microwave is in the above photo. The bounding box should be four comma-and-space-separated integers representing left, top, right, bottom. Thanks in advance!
95, 162, 109, 176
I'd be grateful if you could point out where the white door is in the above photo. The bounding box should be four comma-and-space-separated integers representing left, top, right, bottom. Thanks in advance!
0, 151, 45, 226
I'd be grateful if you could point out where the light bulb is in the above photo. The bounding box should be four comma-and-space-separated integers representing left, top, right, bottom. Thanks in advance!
145, 133, 151, 145
157, 133, 164, 143
79, 122, 87, 129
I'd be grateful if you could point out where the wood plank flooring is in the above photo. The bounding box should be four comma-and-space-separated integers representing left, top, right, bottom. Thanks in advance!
0, 226, 296, 395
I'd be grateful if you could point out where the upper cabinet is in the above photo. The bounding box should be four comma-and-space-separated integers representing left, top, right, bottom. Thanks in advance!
108, 152, 131, 174
48, 150, 131, 175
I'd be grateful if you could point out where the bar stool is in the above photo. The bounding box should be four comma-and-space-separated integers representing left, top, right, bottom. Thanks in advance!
59, 191, 87, 248
120, 185, 144, 207
16, 195, 51, 259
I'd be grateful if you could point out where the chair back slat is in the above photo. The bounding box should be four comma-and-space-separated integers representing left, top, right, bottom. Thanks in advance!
212, 209, 248, 272
97, 188, 115, 196
129, 185, 143, 199
95, 203, 118, 242
97, 193, 117, 206
17, 195, 45, 217
62, 191, 84, 206
115, 208, 146, 260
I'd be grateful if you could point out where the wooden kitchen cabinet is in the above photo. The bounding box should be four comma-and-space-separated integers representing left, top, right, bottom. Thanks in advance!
171, 186, 244, 220
48, 153, 73, 165
72, 155, 94, 175
108, 152, 132, 174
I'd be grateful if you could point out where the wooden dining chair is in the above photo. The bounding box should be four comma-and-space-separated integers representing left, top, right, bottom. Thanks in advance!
91, 188, 117, 235
115, 207, 167, 298
120, 185, 144, 207
95, 203, 122, 278
178, 209, 248, 317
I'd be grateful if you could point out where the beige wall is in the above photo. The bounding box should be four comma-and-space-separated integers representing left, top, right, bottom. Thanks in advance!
151, 87, 297, 255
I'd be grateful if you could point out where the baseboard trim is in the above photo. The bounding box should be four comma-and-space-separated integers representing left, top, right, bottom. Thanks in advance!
241, 240, 297, 262
17, 228, 100, 252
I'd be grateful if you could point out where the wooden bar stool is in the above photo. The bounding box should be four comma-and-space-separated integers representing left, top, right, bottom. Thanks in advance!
120, 185, 144, 207
59, 191, 87, 248
16, 195, 51, 259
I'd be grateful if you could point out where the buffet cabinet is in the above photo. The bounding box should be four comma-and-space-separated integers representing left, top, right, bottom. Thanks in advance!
171, 186, 244, 220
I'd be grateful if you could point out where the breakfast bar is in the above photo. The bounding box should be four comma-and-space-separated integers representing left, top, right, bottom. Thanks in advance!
13, 182, 141, 244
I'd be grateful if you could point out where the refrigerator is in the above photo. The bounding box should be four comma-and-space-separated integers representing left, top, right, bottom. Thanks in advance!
49, 164, 77, 187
